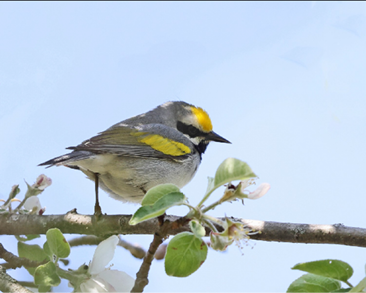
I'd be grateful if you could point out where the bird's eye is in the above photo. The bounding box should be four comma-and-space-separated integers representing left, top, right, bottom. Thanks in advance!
188, 125, 199, 136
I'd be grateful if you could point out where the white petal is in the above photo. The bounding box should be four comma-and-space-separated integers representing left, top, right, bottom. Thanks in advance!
93, 275, 117, 292
98, 269, 135, 293
23, 196, 41, 211
80, 277, 117, 293
81, 279, 107, 293
248, 183, 271, 199
89, 235, 119, 275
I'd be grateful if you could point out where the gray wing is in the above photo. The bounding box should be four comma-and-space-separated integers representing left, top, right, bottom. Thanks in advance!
67, 123, 193, 160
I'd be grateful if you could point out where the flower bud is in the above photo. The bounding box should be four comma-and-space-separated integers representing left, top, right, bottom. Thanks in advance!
32, 174, 52, 190
210, 232, 233, 251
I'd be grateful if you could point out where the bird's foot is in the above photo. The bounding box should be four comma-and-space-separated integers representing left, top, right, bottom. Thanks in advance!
94, 203, 103, 220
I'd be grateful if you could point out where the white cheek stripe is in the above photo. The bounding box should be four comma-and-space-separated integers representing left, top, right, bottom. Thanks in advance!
182, 134, 202, 146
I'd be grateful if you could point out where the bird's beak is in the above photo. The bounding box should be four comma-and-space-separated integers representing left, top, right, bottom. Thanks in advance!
206, 131, 231, 143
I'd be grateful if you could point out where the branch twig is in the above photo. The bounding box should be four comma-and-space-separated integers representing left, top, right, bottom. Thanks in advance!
1, 212, 366, 247
118, 236, 146, 259
0, 265, 33, 293
0, 243, 47, 270
131, 217, 173, 293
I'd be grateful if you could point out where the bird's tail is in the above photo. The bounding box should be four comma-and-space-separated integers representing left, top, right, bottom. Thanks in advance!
38, 151, 93, 168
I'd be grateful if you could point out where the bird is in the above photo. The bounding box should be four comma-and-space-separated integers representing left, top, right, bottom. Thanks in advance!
39, 101, 230, 215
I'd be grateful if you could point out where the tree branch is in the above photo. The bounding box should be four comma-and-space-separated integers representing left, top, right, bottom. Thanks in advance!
0, 210, 188, 237
241, 219, 366, 247
0, 243, 47, 270
0, 265, 33, 293
118, 236, 146, 259
1, 212, 366, 247
131, 217, 173, 293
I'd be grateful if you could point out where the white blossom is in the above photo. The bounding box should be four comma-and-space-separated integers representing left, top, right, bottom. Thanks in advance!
23, 196, 45, 215
79, 235, 135, 292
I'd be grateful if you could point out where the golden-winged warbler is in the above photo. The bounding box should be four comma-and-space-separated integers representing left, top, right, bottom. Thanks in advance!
39, 101, 230, 213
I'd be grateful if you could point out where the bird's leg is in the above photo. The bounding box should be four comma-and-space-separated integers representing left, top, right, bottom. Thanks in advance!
94, 173, 102, 217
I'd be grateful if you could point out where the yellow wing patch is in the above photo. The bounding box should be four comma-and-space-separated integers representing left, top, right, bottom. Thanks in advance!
138, 134, 191, 156
191, 106, 213, 132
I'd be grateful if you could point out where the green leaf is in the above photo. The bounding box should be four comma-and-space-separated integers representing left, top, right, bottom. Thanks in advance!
43, 242, 52, 258
46, 228, 70, 259
165, 232, 208, 277
205, 177, 215, 195
292, 260, 353, 283
18, 242, 49, 276
214, 158, 257, 187
141, 184, 181, 206
15, 234, 40, 242
189, 220, 206, 238
287, 273, 341, 292
34, 261, 61, 287
130, 191, 186, 225
200, 158, 257, 205
38, 285, 52, 293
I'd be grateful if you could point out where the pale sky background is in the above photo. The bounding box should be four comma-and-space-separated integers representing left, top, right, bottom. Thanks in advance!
1, 1, 366, 292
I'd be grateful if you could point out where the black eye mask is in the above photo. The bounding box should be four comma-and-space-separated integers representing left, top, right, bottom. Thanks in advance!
177, 121, 207, 138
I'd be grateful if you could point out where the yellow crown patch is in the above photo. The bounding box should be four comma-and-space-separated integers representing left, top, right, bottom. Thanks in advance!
191, 107, 213, 132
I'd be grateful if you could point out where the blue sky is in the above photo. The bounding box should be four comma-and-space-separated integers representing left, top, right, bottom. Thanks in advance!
1, 1, 366, 292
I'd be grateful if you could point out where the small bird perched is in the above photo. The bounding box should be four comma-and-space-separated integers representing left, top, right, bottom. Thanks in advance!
39, 101, 230, 215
